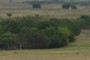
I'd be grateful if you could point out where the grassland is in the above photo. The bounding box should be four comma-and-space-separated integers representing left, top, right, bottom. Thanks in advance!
0, 2, 90, 19
0, 30, 90, 60
0, 8, 90, 19
0, 2, 90, 60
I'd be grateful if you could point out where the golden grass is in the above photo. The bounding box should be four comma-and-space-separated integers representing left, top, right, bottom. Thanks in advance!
0, 4, 90, 59
0, 8, 90, 19
0, 3, 90, 19
0, 30, 90, 60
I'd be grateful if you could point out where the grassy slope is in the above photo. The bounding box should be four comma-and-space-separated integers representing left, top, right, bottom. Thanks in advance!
0, 30, 90, 60
0, 0, 90, 19
0, 9, 90, 19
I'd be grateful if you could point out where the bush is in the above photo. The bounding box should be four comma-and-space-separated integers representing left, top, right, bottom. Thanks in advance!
7, 13, 12, 17
0, 20, 20, 33
17, 28, 49, 49
62, 3, 71, 9
80, 15, 90, 19
0, 32, 17, 49
0, 16, 83, 49
32, 1, 41, 8
80, 15, 90, 29
62, 3, 77, 9
71, 5, 77, 9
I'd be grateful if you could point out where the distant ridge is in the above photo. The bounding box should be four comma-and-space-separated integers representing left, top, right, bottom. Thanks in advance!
0, 0, 89, 3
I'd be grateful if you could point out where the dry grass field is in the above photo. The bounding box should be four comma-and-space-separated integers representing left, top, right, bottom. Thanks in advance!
0, 3, 90, 19
0, 30, 90, 60
0, 2, 90, 60
0, 8, 90, 19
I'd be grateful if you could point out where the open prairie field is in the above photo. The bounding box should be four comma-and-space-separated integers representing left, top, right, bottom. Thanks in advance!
0, 1, 90, 60
0, 8, 90, 19
0, 2, 90, 19
0, 30, 90, 60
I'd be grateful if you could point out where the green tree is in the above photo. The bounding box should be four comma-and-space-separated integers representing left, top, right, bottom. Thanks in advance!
0, 20, 20, 33
62, 3, 71, 9
0, 32, 17, 49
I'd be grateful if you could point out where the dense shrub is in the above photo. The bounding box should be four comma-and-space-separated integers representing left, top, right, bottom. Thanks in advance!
0, 15, 88, 49
62, 3, 71, 9
0, 32, 17, 49
80, 15, 90, 29
0, 20, 20, 33
80, 15, 90, 20
7, 13, 12, 17
71, 5, 77, 9
32, 1, 41, 8
62, 3, 77, 9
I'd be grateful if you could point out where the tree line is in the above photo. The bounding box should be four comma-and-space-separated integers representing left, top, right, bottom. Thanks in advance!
24, 1, 77, 9
0, 15, 90, 50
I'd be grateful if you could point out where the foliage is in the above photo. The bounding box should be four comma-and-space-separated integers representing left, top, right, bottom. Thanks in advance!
80, 15, 90, 29
0, 32, 17, 49
0, 15, 89, 50
62, 3, 77, 9
7, 13, 12, 17
31, 1, 41, 8
62, 3, 71, 9
71, 5, 77, 9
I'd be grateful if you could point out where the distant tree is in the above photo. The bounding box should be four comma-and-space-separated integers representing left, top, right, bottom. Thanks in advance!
71, 4, 77, 9
62, 3, 77, 9
62, 3, 71, 9
80, 15, 90, 29
7, 13, 12, 17
0, 20, 20, 33
32, 1, 41, 8
0, 32, 17, 50
0, 16, 83, 49
80, 15, 90, 19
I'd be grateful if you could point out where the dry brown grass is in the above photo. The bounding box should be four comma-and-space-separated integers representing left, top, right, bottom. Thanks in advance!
0, 3, 90, 19
0, 52, 90, 60
0, 4, 90, 60
0, 30, 90, 60
0, 8, 90, 19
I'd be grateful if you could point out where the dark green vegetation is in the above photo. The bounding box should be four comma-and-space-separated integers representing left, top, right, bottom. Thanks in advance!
24, 0, 64, 4
0, 15, 90, 50
32, 1, 42, 8
62, 3, 77, 9
24, 0, 88, 10
25, 1, 77, 9
6, 13, 13, 17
